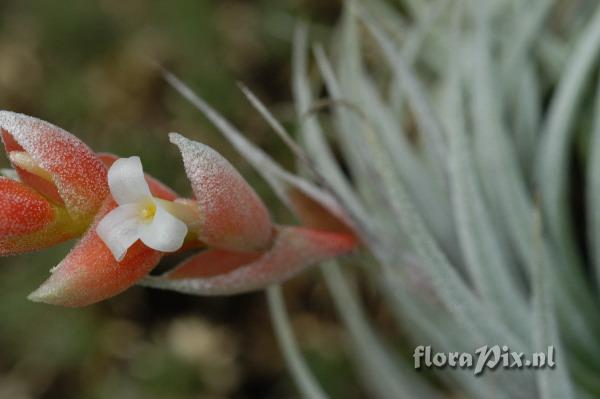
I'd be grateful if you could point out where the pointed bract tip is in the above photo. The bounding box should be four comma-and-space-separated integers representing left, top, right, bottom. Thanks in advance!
27, 283, 59, 305
170, 133, 273, 252
0, 111, 109, 220
168, 132, 183, 142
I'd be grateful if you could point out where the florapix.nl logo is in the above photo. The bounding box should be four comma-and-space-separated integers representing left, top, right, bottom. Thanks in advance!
413, 345, 556, 376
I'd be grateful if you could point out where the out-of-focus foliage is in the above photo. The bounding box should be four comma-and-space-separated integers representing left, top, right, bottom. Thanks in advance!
0, 1, 367, 398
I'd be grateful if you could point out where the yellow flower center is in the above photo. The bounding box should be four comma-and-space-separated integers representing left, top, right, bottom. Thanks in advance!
139, 201, 157, 222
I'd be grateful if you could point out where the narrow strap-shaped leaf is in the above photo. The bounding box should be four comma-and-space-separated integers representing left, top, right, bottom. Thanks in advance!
441, 33, 530, 343
587, 72, 600, 291
292, 25, 367, 217
374, 260, 517, 399
468, 1, 537, 275
237, 82, 310, 167
356, 5, 448, 183
538, 4, 600, 269
500, 0, 554, 87
532, 209, 575, 399
267, 286, 329, 399
512, 61, 542, 179
399, 0, 451, 67
322, 261, 442, 399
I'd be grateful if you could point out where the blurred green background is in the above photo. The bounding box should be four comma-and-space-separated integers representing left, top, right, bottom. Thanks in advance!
0, 1, 371, 398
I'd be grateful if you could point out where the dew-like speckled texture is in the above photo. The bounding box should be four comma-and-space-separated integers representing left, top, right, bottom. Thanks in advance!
0, 198, 85, 256
168, 250, 263, 279
0, 111, 109, 221
0, 177, 54, 236
28, 198, 163, 307
141, 225, 357, 295
170, 133, 272, 251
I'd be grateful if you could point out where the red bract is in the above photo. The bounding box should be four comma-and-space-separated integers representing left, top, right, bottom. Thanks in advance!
0, 112, 108, 254
28, 199, 163, 307
1, 112, 358, 307
140, 134, 359, 297
149, 226, 358, 296
0, 111, 108, 220
0, 178, 54, 236
170, 133, 273, 252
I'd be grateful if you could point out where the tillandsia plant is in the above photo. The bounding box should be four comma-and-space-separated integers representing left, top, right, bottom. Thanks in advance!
4, 0, 600, 398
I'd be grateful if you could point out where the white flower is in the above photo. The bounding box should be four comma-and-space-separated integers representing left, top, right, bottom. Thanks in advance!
97, 156, 188, 261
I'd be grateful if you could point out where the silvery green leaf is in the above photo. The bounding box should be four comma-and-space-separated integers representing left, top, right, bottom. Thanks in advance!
322, 261, 443, 399
531, 211, 575, 399
267, 286, 329, 399
538, 4, 600, 270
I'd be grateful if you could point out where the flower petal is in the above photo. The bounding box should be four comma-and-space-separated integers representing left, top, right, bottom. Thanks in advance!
0, 111, 108, 220
98, 153, 179, 201
107, 156, 152, 205
96, 203, 142, 261
28, 199, 162, 307
140, 225, 357, 295
138, 201, 188, 253
170, 133, 272, 251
